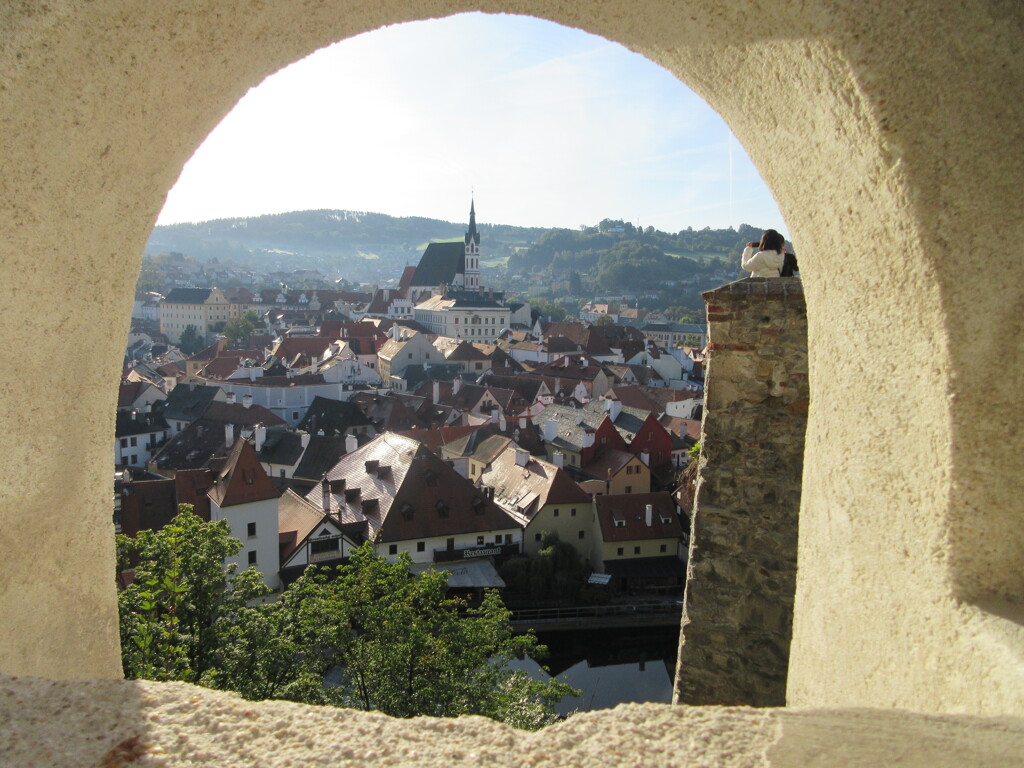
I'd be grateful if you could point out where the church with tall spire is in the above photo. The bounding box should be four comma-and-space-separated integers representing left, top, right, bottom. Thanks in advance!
463, 199, 481, 291
408, 199, 486, 296
406, 199, 532, 342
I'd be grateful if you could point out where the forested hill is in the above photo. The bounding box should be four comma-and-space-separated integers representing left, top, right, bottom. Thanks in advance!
508, 220, 764, 276
146, 210, 770, 287
146, 210, 547, 280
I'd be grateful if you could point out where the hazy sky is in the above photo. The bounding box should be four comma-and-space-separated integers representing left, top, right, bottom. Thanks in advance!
158, 13, 786, 234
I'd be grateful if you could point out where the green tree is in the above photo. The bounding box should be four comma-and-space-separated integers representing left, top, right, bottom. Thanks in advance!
118, 530, 575, 729
222, 310, 259, 348
177, 324, 204, 355
594, 314, 615, 326
273, 545, 576, 727
499, 532, 589, 604
116, 505, 267, 682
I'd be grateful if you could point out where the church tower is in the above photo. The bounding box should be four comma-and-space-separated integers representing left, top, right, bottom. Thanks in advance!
464, 198, 481, 291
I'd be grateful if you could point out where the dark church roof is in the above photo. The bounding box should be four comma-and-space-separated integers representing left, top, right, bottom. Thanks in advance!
411, 241, 464, 288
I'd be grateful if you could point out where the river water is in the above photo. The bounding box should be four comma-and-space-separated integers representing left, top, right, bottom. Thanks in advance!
517, 626, 680, 715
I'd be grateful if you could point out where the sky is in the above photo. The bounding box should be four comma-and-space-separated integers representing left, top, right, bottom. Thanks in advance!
157, 13, 786, 234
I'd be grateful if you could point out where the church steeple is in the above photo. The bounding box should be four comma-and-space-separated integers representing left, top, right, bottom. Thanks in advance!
465, 198, 480, 247
463, 197, 481, 291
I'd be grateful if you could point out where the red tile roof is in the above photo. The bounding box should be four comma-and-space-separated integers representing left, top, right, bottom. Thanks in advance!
595, 492, 683, 542
207, 439, 281, 508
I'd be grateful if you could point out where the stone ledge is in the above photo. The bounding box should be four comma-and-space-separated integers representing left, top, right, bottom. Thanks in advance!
703, 277, 804, 300
1, 675, 1022, 767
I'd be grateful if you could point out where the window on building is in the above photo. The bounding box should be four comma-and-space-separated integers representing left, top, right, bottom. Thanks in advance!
119, 438, 128, 448
505, 534, 513, 544
571, 508, 577, 517
660, 544, 667, 553
130, 454, 137, 464
578, 530, 585, 540
535, 533, 542, 542
616, 547, 624, 556
129, 437, 137, 447
476, 536, 485, 546
247, 551, 257, 565
446, 537, 455, 551
625, 486, 632, 494
634, 546, 641, 555
553, 508, 559, 517
389, 544, 398, 555
417, 541, 425, 552
247, 522, 256, 538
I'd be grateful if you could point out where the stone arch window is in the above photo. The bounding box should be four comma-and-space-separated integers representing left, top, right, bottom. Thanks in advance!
0, 2, 1020, 761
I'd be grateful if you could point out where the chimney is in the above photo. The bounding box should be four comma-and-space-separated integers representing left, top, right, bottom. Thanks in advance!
453, 377, 461, 394
645, 504, 653, 527
608, 398, 622, 421
225, 423, 234, 446
490, 409, 499, 424
255, 424, 266, 452
300, 431, 310, 449
226, 391, 236, 405
553, 452, 564, 468
432, 380, 440, 404
499, 415, 507, 431
345, 433, 358, 453
582, 430, 595, 449
249, 367, 257, 382
515, 449, 529, 467
544, 418, 557, 442
242, 394, 253, 409
518, 416, 527, 430
321, 477, 331, 513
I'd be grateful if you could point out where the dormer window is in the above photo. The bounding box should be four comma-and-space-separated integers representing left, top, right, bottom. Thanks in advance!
435, 501, 449, 518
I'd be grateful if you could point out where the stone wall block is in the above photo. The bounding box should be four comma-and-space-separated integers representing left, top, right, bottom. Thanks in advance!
676, 278, 807, 706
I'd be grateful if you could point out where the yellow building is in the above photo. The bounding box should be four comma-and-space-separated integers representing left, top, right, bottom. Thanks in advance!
158, 287, 230, 345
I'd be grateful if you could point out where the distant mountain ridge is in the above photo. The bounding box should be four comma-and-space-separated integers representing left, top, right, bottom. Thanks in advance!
146, 209, 547, 281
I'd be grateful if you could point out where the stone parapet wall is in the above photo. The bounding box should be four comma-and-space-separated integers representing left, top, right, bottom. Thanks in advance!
675, 277, 807, 706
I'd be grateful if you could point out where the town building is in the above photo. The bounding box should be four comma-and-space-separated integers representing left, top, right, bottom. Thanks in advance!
304, 432, 522, 565
590, 492, 686, 591
207, 439, 283, 589
478, 447, 593, 558
159, 287, 231, 344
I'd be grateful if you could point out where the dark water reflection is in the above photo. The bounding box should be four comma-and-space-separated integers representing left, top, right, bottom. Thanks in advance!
514, 626, 679, 715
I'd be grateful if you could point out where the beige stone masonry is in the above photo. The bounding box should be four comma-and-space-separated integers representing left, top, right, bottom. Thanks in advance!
1, 0, 1023, 763
2, 675, 1023, 768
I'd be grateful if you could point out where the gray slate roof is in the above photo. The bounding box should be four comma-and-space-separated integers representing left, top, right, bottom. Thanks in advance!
163, 384, 221, 423
411, 242, 464, 288
163, 288, 213, 304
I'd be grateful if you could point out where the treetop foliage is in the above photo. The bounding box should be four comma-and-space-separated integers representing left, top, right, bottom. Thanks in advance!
117, 508, 575, 729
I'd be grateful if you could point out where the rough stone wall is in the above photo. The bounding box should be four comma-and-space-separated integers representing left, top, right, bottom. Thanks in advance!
1, 0, 1023, 721
675, 278, 807, 706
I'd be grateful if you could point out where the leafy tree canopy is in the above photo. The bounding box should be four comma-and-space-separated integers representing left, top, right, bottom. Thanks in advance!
118, 516, 575, 729
177, 324, 205, 356
222, 310, 260, 348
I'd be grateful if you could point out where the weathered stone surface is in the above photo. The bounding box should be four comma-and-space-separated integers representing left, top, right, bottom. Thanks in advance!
675, 278, 807, 707
2, 675, 1023, 768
